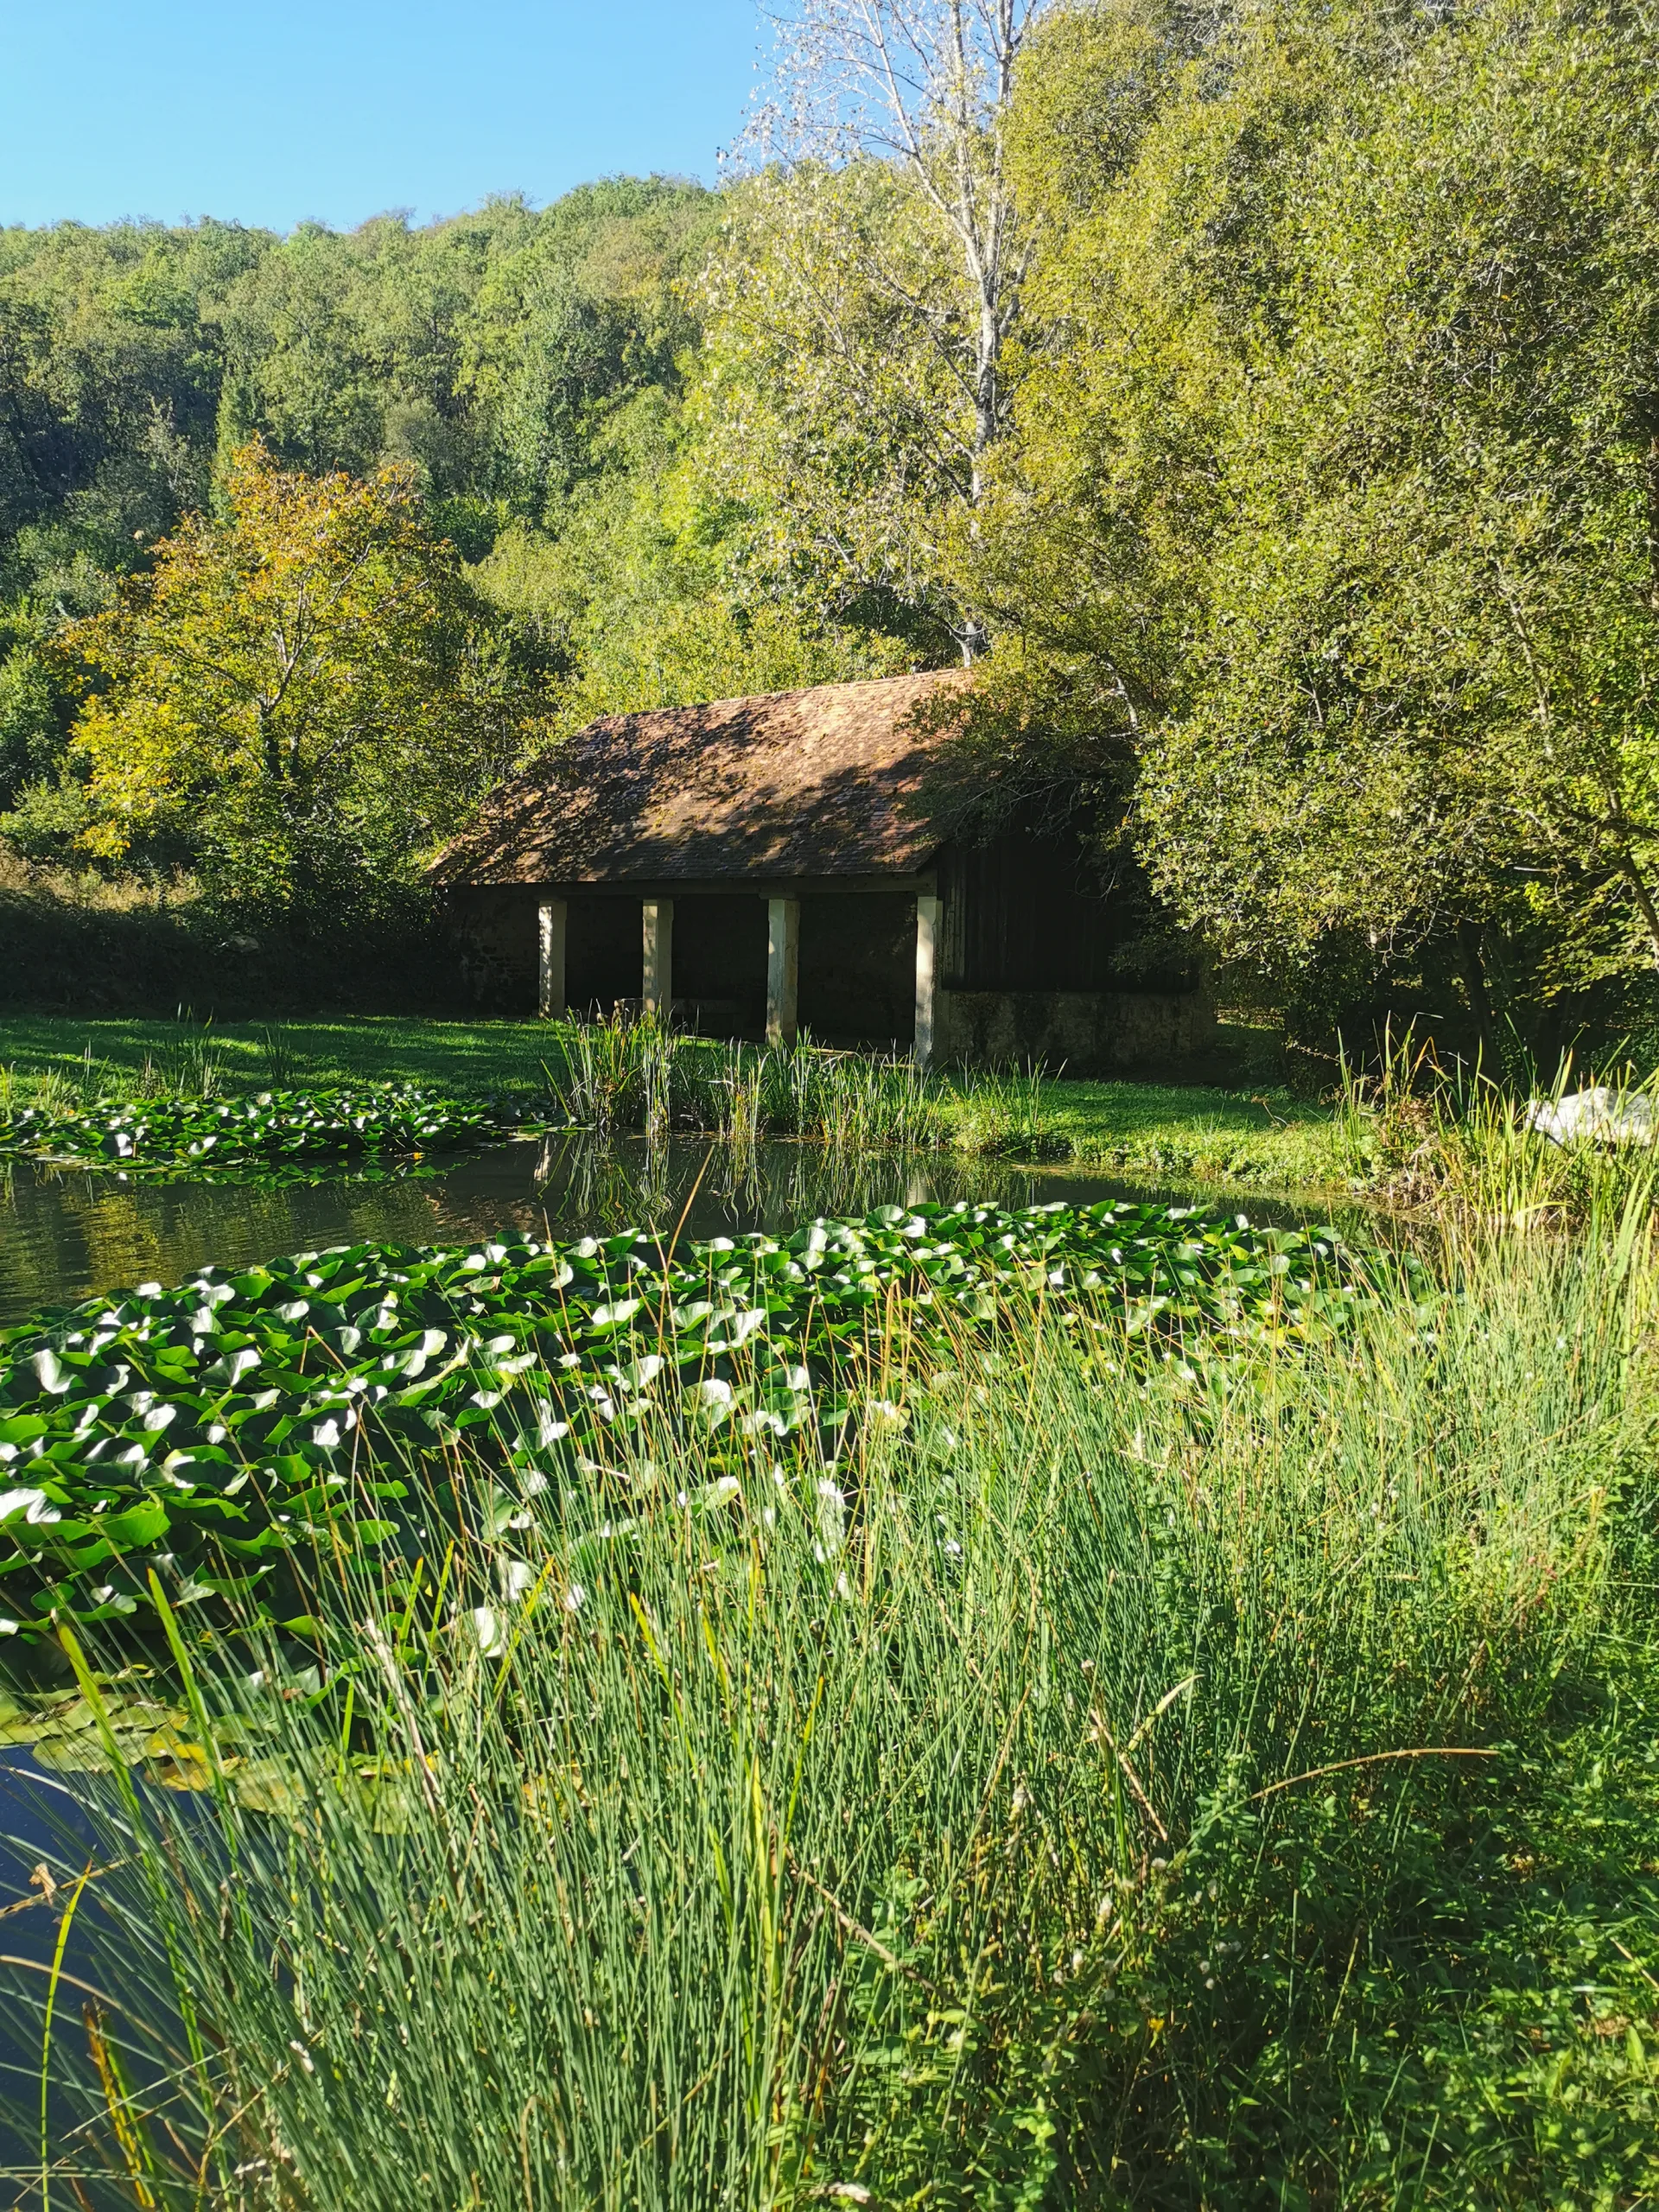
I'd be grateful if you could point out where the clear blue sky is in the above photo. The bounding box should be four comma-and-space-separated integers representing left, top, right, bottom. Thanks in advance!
0, 0, 765, 233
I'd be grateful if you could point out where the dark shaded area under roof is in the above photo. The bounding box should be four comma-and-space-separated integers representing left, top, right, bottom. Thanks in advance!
430, 669, 972, 887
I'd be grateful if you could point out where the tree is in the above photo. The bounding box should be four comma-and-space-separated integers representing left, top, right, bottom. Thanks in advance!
470, 390, 913, 734
0, 188, 725, 745
1130, 0, 1659, 1009
702, 0, 1054, 658
0, 644, 65, 809
58, 441, 529, 912
959, 0, 1243, 798
957, 0, 1659, 1035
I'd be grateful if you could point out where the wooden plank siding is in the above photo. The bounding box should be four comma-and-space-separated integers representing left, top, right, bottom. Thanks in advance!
938, 827, 1138, 993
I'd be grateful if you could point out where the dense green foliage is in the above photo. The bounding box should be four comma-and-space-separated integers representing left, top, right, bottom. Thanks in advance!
0, 176, 925, 901
976, 0, 1659, 1044
0, 1200, 1369, 1642
0, 183, 703, 594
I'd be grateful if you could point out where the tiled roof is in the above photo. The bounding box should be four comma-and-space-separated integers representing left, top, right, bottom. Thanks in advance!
430, 669, 971, 886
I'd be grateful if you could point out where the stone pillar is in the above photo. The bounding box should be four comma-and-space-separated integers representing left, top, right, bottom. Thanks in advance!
913, 892, 941, 1071
641, 897, 673, 1017
537, 898, 567, 1020
766, 896, 800, 1047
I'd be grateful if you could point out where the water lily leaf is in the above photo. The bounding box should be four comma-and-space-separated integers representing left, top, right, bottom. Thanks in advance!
30, 1735, 117, 1774
101, 1501, 171, 1548
151, 1753, 219, 1792
232, 1759, 308, 1817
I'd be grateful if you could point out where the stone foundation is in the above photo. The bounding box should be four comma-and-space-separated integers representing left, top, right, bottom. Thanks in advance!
936, 988, 1215, 1074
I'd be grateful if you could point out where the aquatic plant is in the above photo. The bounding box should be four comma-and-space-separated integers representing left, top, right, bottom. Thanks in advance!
1338, 1029, 1659, 1223
0, 1201, 1382, 1644
0, 1084, 529, 1178
7, 1206, 1650, 2210
543, 1013, 982, 1150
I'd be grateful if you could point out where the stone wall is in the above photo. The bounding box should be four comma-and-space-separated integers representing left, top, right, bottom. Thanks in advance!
936, 988, 1215, 1074
451, 887, 537, 1011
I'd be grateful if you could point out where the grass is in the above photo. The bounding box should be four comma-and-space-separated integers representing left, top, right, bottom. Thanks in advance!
3, 1197, 1656, 2207
1338, 1037, 1659, 1224
0, 1013, 1348, 1191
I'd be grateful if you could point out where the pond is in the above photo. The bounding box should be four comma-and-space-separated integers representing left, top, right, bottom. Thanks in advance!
0, 1132, 1324, 1329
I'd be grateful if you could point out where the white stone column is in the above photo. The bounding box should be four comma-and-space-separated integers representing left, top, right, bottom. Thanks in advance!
766, 896, 800, 1047
537, 898, 567, 1020
913, 892, 941, 1070
641, 898, 674, 1017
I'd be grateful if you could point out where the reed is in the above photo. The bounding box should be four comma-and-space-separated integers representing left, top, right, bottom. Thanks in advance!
1340, 1029, 1659, 1224
7, 1202, 1653, 2209
543, 1011, 1008, 1154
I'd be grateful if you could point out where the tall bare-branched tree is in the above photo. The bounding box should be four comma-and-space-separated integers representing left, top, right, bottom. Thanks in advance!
709, 0, 1053, 659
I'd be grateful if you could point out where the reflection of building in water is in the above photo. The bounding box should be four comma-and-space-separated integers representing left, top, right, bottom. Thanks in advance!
431, 671, 1211, 1073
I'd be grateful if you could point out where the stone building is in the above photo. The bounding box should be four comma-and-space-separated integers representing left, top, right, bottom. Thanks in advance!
430, 670, 1211, 1071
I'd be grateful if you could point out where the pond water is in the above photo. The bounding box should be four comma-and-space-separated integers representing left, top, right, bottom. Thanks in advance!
0, 1133, 1322, 1329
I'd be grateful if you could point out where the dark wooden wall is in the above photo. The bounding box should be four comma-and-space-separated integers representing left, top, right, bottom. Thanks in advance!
938, 825, 1139, 993
453, 886, 915, 1042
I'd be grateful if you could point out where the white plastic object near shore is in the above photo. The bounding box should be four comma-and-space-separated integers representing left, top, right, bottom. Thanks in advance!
1524, 1087, 1658, 1146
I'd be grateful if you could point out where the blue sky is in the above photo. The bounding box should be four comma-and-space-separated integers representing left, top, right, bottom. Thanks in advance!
0, 0, 765, 232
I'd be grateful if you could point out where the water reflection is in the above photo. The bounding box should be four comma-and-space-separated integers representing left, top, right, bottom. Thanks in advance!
0, 1135, 1319, 1326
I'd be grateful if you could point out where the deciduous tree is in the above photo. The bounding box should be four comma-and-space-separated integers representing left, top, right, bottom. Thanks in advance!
702, 0, 1053, 658
1135, 0, 1659, 999
60, 441, 529, 911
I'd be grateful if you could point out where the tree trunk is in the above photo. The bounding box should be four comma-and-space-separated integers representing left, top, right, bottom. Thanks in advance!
959, 287, 1000, 664
1619, 849, 1659, 969
1456, 919, 1497, 1071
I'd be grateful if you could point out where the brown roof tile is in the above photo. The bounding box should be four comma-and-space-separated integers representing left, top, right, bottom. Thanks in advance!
430, 669, 971, 887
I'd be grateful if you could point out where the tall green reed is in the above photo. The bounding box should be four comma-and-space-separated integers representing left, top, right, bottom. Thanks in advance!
542, 1011, 1053, 1157
11, 1207, 1647, 2210
1340, 1027, 1659, 1224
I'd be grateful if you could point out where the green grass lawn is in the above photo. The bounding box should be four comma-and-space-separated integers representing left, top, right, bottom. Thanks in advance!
945, 1067, 1348, 1185
0, 1012, 1357, 1190
0, 1012, 561, 1094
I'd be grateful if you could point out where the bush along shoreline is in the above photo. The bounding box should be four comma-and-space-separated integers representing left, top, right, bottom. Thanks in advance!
0, 1199, 1387, 1655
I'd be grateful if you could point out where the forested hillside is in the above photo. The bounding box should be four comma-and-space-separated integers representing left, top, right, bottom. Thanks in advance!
4, 0, 1657, 1054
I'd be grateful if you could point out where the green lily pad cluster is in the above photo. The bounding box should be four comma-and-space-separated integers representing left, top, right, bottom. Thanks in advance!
0, 1200, 1386, 1646
0, 1083, 530, 1179
0, 1674, 425, 1827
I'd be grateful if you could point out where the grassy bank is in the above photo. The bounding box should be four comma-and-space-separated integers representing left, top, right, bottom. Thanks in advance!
0, 1012, 1345, 1188
3, 1202, 1656, 2207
